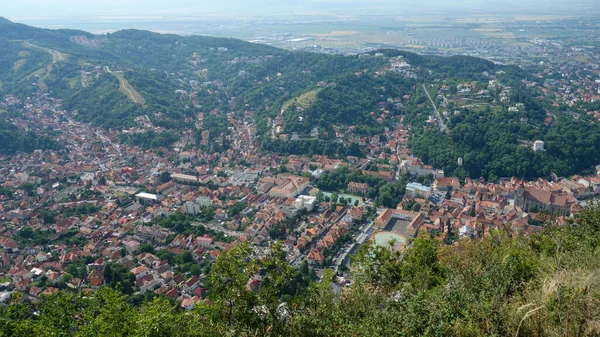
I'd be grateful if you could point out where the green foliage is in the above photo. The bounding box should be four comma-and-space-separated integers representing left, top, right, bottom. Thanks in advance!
0, 120, 59, 155
180, 250, 194, 264
139, 243, 155, 254
282, 72, 413, 134
152, 211, 232, 243
316, 166, 408, 207
4, 17, 600, 336
2, 19, 600, 178
156, 249, 175, 265
16, 227, 51, 246
158, 172, 171, 183
103, 263, 136, 295
6, 205, 600, 335
63, 74, 143, 129
0, 36, 52, 96
268, 217, 297, 240
62, 203, 101, 217
378, 49, 499, 79
261, 139, 364, 158
226, 202, 246, 217
0, 186, 14, 198
122, 131, 179, 149
409, 101, 600, 180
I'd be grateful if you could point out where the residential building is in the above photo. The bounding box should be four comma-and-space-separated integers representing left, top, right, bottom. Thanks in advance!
347, 182, 368, 195
405, 182, 432, 199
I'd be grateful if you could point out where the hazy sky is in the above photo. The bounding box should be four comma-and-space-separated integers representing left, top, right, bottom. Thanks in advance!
3, 0, 599, 29
3, 0, 598, 19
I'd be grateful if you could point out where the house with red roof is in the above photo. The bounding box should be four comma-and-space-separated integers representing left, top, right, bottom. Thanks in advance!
307, 249, 324, 265
87, 270, 104, 288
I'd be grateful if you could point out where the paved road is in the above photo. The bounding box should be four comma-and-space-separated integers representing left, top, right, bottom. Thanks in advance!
422, 83, 448, 133
333, 218, 377, 272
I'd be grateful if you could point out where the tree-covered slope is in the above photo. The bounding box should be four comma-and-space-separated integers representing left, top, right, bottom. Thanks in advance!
2, 18, 600, 179
0, 18, 383, 129
410, 111, 600, 180
0, 120, 59, 154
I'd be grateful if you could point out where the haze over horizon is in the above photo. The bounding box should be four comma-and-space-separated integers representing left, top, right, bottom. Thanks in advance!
4, 0, 599, 24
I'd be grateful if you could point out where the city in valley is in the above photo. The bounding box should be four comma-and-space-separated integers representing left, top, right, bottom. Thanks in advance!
1, 8, 600, 322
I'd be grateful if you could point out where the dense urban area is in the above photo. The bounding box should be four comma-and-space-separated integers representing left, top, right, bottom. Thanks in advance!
2, 14, 600, 336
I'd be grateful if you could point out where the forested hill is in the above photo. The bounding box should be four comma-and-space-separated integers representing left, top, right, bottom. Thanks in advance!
0, 17, 506, 132
0, 17, 385, 128
2, 18, 600, 180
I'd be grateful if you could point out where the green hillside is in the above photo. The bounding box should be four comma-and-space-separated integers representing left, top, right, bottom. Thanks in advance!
1, 18, 600, 179
0, 116, 59, 154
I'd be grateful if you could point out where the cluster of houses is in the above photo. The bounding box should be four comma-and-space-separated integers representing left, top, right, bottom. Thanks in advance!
3, 59, 600, 305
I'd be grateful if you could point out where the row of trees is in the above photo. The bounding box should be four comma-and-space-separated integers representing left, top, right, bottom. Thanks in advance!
122, 131, 179, 150
316, 166, 408, 208
261, 139, 363, 159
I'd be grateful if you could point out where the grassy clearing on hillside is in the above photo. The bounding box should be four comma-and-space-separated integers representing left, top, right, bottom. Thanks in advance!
282, 88, 322, 112
104, 67, 145, 105
21, 42, 69, 91
12, 59, 26, 72
66, 77, 80, 89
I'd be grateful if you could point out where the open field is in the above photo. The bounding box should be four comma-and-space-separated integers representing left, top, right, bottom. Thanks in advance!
473, 28, 515, 39
66, 77, 80, 89
23, 41, 68, 63
113, 72, 145, 105
313, 30, 359, 37
282, 88, 322, 112
411, 28, 484, 39
514, 15, 576, 21
48, 14, 597, 57
104, 66, 145, 105
12, 59, 27, 72
21, 42, 69, 91
25, 66, 49, 91
570, 54, 598, 65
